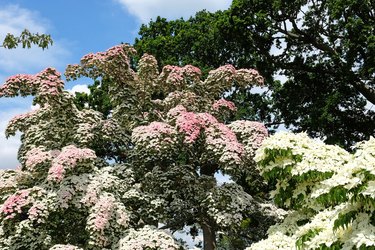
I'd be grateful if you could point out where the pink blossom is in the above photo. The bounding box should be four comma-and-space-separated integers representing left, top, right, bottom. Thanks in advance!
47, 145, 96, 182
132, 122, 175, 142
0, 67, 64, 98
6, 109, 38, 137
93, 195, 114, 231
197, 113, 218, 126
205, 123, 244, 165
167, 105, 187, 118
169, 107, 218, 144
213, 65, 237, 75
162, 65, 184, 86
229, 120, 268, 149
212, 98, 237, 112
1, 190, 30, 219
175, 111, 203, 143
48, 163, 65, 182
234, 68, 264, 86
181, 65, 202, 81
0, 73, 38, 97
65, 44, 136, 81
28, 202, 47, 221
25, 147, 52, 171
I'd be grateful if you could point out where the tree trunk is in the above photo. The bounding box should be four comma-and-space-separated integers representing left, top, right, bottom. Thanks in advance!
201, 221, 216, 250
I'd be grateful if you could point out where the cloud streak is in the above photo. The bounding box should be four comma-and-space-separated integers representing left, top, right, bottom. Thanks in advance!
0, 108, 24, 169
115, 0, 232, 22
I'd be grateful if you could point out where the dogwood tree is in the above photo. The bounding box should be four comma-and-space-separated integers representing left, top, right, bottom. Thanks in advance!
0, 44, 282, 250
248, 132, 375, 250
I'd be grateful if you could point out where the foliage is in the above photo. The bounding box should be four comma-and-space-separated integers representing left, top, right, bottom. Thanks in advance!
248, 132, 375, 250
2, 29, 53, 50
73, 79, 112, 118
0, 44, 282, 249
133, 0, 375, 149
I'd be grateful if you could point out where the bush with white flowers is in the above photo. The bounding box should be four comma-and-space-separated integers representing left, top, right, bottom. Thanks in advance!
248, 132, 375, 250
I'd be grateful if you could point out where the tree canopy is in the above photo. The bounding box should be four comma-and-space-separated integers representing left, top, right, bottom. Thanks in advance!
0, 44, 282, 250
0, 40, 374, 250
134, 0, 375, 149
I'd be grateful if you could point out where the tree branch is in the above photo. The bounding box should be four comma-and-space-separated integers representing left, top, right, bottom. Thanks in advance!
352, 80, 375, 105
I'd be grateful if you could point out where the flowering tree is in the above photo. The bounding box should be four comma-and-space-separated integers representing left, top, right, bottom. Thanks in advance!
0, 44, 281, 249
248, 132, 375, 250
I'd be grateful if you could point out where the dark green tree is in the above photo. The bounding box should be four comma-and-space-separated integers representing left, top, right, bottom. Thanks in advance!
74, 79, 112, 119
133, 0, 375, 149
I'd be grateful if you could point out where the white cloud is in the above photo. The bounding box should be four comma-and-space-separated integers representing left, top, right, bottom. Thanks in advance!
68, 84, 90, 94
0, 107, 27, 170
115, 0, 232, 22
31, 104, 40, 110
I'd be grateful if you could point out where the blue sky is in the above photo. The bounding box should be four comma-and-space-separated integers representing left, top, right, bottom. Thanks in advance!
0, 0, 232, 169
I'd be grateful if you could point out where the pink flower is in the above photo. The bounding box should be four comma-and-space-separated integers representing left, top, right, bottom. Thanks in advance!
167, 105, 187, 118
93, 195, 114, 231
175, 111, 203, 143
48, 163, 65, 182
132, 122, 176, 142
197, 113, 218, 126
25, 147, 52, 171
212, 98, 237, 112
0, 67, 64, 98
47, 145, 96, 182
234, 68, 264, 86
205, 123, 244, 165
181, 65, 202, 81
229, 120, 268, 148
1, 190, 30, 219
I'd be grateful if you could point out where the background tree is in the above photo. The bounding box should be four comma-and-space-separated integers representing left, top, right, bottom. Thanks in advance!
1, 29, 53, 49
74, 78, 112, 119
133, 0, 375, 149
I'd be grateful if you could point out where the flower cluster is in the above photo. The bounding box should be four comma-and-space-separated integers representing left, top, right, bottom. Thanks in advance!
0, 68, 64, 100
118, 225, 181, 250
137, 53, 159, 89
65, 44, 137, 81
0, 170, 18, 195
47, 145, 96, 182
158, 64, 202, 92
0, 189, 30, 219
131, 122, 178, 160
203, 65, 264, 98
204, 184, 255, 227
229, 120, 268, 160
133, 105, 249, 172
249, 133, 375, 249
25, 146, 53, 172
255, 132, 351, 209
234, 68, 264, 87
204, 122, 244, 169
159, 91, 208, 115
212, 98, 237, 112
86, 193, 130, 247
